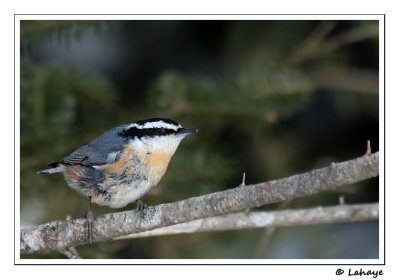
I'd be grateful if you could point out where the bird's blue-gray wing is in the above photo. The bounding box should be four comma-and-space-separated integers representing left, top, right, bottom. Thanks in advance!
62, 126, 127, 166
61, 145, 120, 165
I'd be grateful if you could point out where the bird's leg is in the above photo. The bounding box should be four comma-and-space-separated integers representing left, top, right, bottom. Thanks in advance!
136, 199, 148, 218
136, 199, 148, 211
86, 196, 94, 244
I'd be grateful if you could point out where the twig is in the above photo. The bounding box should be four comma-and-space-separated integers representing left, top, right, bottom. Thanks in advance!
20, 152, 379, 254
115, 202, 378, 240
366, 140, 372, 155
310, 67, 379, 95
240, 172, 246, 186
58, 247, 81, 259
252, 199, 292, 258
284, 23, 378, 66
323, 25, 379, 54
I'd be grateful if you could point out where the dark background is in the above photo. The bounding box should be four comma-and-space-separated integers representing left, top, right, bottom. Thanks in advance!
20, 20, 379, 259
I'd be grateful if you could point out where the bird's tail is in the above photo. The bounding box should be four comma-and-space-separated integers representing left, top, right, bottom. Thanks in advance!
37, 162, 62, 175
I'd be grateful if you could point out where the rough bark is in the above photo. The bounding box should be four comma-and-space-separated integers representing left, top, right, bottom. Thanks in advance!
20, 152, 379, 254
116, 202, 379, 239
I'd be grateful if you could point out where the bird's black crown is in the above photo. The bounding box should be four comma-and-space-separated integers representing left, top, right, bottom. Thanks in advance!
118, 118, 183, 139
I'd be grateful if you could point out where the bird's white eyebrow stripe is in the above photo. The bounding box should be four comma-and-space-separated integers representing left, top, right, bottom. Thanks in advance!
126, 121, 181, 130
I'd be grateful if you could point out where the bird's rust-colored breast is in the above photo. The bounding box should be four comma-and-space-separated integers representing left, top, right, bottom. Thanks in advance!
101, 143, 176, 185
145, 147, 176, 176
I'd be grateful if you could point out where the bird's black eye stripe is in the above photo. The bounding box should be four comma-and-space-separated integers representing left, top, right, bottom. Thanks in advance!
119, 127, 178, 138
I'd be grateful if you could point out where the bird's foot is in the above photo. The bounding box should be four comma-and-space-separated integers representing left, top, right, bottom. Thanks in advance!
136, 199, 148, 218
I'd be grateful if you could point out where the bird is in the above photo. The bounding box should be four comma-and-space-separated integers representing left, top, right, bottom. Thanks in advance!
38, 118, 198, 241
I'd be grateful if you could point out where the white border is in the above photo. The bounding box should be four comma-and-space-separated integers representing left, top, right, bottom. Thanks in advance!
378, 15, 385, 262
15, 16, 22, 263
15, 14, 384, 265
16, 14, 383, 20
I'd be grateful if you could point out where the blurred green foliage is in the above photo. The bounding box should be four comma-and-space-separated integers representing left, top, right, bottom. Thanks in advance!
20, 20, 379, 259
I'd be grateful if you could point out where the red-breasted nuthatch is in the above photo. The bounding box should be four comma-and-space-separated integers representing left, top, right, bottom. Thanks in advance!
38, 118, 198, 209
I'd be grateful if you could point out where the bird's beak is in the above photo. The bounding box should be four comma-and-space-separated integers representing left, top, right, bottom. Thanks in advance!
178, 128, 199, 136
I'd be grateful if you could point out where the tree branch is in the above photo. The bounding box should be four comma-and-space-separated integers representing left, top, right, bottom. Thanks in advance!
20, 152, 378, 254
115, 202, 379, 240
